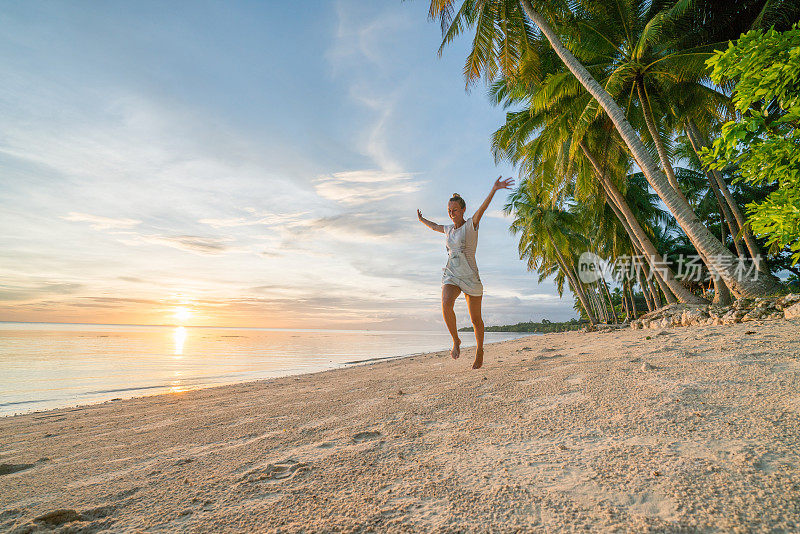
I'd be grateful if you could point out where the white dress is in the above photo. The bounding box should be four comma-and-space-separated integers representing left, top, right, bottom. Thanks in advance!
442, 217, 483, 296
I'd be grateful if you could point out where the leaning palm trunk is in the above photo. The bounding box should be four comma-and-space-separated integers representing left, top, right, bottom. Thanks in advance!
601, 177, 678, 305
592, 285, 608, 323
580, 141, 701, 304
598, 278, 614, 322
570, 264, 598, 325
621, 278, 630, 320
586, 286, 598, 319
713, 271, 734, 305
601, 189, 678, 305
546, 228, 597, 325
635, 80, 691, 206
601, 188, 663, 312
644, 264, 664, 308
518, 0, 780, 298
703, 161, 746, 257
691, 243, 734, 305
600, 275, 619, 323
620, 277, 629, 320
684, 123, 746, 256
628, 278, 639, 319
571, 269, 598, 325
587, 239, 617, 321
636, 263, 655, 311
686, 119, 770, 274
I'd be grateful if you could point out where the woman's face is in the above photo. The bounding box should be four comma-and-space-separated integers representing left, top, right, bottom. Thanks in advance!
447, 200, 465, 222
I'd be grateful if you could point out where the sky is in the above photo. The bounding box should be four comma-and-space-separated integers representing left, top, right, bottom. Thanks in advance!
0, 0, 578, 330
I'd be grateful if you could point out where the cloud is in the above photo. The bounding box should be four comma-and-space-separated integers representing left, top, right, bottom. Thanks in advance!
314, 170, 422, 206
327, 2, 411, 71
79, 296, 162, 305
62, 212, 141, 230
485, 209, 509, 219
138, 235, 231, 255
118, 276, 145, 283
198, 211, 309, 228
0, 282, 84, 302
288, 211, 417, 243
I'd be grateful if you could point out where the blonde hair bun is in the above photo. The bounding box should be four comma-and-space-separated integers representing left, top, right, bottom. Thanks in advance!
449, 193, 466, 208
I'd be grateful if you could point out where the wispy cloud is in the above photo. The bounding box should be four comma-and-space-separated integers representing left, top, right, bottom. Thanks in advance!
290, 212, 416, 242
0, 282, 84, 302
137, 235, 232, 255
62, 212, 141, 230
198, 210, 309, 229
314, 170, 422, 206
485, 209, 509, 219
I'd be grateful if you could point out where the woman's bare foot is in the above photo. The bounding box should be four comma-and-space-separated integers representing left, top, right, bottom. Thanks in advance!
451, 338, 461, 359
472, 347, 484, 369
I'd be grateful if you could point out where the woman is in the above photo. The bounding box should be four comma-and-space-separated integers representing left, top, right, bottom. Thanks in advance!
417, 177, 514, 369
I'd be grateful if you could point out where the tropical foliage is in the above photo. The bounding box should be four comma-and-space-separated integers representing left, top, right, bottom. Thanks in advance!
459, 318, 584, 333
701, 24, 800, 264
420, 0, 800, 322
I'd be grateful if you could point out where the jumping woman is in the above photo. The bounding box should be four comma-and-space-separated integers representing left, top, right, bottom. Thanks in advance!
417, 177, 514, 369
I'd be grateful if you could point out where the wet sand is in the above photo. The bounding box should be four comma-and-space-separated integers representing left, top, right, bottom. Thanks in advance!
2, 319, 799, 532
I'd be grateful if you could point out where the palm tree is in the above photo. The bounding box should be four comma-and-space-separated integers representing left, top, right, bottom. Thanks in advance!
683, 119, 770, 271
426, 0, 781, 297
506, 183, 599, 325
489, 50, 705, 304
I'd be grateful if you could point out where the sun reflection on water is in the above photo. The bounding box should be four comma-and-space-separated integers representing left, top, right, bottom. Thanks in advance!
173, 326, 187, 356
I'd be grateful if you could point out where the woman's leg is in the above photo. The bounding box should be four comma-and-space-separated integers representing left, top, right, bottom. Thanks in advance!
442, 284, 461, 359
465, 294, 484, 369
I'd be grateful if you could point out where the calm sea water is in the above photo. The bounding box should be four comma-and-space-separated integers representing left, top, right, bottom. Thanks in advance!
0, 322, 532, 417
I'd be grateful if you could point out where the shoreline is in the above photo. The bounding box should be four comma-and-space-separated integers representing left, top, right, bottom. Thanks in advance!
0, 334, 536, 420
2, 321, 799, 532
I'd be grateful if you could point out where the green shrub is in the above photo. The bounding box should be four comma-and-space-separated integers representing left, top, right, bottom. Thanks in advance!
702, 24, 800, 264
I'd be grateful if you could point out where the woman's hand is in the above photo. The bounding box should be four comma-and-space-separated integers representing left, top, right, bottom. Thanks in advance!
492, 176, 515, 191
473, 177, 515, 229
418, 209, 444, 232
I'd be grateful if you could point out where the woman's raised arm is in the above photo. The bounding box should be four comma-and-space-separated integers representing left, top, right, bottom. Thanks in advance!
417, 209, 444, 233
472, 176, 514, 230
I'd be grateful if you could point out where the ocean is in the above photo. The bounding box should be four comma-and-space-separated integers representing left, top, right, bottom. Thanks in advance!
0, 322, 532, 417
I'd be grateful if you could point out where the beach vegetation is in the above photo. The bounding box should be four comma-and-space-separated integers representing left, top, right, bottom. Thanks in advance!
421, 0, 800, 318
701, 24, 800, 265
459, 318, 584, 332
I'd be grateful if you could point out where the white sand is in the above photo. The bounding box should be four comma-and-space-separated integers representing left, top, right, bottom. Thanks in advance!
2, 319, 800, 532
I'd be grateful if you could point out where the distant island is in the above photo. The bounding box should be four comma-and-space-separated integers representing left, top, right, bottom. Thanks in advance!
459, 318, 584, 333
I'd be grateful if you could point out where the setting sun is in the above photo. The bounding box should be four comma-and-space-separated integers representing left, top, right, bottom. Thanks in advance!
173, 306, 192, 324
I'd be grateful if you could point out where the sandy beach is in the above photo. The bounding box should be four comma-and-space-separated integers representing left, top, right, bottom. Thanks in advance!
2, 319, 800, 533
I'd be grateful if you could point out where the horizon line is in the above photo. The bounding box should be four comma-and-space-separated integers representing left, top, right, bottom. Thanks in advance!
0, 320, 450, 333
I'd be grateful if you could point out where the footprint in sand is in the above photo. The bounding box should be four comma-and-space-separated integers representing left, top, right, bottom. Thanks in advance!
0, 457, 49, 476
34, 509, 83, 526
81, 505, 116, 520
535, 353, 565, 360
107, 486, 141, 501
352, 431, 382, 443
28, 505, 115, 530
0, 463, 35, 476
241, 459, 309, 483
565, 374, 585, 386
